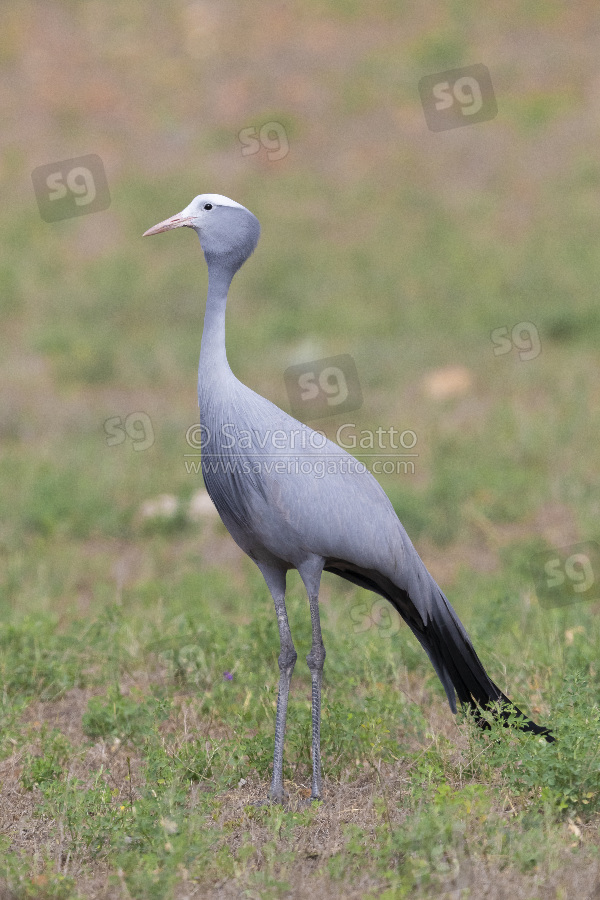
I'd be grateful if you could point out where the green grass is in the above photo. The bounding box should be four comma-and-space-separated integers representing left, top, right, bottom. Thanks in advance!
1, 560, 600, 896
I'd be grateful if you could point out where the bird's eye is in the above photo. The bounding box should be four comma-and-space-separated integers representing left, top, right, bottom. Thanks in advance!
203, 203, 213, 210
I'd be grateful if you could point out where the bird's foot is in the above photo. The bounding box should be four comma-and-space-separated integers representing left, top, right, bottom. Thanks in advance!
310, 776, 322, 802
251, 786, 287, 807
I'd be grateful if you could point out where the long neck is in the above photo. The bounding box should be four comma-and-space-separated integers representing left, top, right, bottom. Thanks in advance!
199, 258, 236, 391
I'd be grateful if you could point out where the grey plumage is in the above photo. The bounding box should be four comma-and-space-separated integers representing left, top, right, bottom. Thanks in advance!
144, 193, 553, 802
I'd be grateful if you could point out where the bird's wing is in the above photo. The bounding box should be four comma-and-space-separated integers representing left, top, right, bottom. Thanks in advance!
229, 382, 420, 581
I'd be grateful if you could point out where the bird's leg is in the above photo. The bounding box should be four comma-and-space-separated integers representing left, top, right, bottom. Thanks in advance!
299, 558, 326, 801
258, 564, 296, 803
306, 593, 326, 800
270, 595, 296, 803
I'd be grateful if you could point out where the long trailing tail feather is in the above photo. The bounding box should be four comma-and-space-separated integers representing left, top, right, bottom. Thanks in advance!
326, 559, 554, 742
391, 580, 555, 743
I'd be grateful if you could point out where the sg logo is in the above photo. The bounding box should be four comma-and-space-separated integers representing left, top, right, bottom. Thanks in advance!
104, 413, 155, 452
238, 122, 289, 161
32, 154, 111, 222
532, 542, 600, 609
350, 597, 400, 638
284, 354, 363, 420
419, 64, 497, 132
491, 322, 541, 361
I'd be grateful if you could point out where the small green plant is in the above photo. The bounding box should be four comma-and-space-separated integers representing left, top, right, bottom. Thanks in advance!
20, 728, 71, 791
82, 686, 171, 744
0, 617, 86, 700
471, 674, 600, 815
35, 770, 127, 859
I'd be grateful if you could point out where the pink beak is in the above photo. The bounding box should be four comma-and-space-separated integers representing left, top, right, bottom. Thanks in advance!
143, 213, 194, 237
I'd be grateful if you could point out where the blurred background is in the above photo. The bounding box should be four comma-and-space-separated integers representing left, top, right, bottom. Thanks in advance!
5, 4, 600, 893
2, 0, 600, 627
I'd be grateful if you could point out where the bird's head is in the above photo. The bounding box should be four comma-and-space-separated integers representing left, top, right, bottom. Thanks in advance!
144, 193, 260, 273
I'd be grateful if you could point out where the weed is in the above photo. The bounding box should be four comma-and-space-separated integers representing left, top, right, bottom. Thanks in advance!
82, 687, 171, 745
20, 728, 71, 791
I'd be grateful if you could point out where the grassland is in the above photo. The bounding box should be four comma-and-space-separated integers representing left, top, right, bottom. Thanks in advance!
2, 1, 600, 897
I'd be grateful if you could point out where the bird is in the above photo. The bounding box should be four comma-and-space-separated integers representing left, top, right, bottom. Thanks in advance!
144, 193, 553, 802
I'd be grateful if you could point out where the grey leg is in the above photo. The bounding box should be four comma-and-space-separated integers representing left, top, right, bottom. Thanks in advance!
298, 557, 326, 801
257, 563, 296, 803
